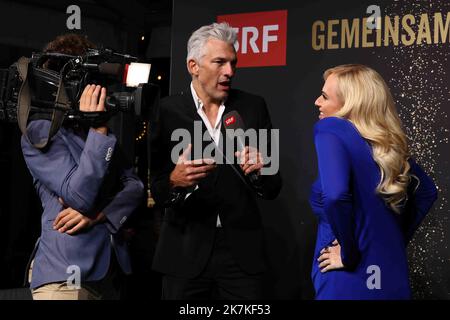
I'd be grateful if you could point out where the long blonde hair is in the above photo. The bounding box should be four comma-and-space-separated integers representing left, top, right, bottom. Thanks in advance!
324, 64, 410, 213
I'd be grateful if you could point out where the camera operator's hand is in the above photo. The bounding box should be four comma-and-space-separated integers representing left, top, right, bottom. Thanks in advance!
53, 198, 106, 235
80, 84, 108, 135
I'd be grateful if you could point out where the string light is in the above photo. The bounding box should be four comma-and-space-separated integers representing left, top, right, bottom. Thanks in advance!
135, 121, 148, 141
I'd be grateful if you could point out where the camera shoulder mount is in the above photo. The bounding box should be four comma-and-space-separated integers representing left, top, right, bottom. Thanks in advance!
16, 56, 71, 149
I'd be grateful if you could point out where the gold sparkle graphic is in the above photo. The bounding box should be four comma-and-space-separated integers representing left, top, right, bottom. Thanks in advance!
374, 0, 450, 299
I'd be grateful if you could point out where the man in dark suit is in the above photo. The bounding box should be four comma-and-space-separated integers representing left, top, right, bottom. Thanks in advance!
150, 22, 282, 299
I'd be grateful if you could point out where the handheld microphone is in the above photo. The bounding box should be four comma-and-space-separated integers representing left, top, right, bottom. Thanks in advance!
222, 110, 261, 186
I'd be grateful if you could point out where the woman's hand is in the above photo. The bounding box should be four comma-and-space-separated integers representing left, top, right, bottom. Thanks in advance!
79, 84, 108, 135
318, 239, 344, 273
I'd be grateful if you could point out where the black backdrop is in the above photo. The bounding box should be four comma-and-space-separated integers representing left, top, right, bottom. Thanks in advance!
171, 0, 450, 299
0, 0, 448, 300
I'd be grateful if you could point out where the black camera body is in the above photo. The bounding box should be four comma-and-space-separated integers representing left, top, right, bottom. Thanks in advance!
0, 48, 158, 128
0, 63, 22, 122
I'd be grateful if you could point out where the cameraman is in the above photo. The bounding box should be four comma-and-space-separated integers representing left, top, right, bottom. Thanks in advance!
21, 34, 144, 300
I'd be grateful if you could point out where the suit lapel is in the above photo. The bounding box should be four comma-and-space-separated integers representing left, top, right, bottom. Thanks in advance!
181, 89, 202, 123
180, 89, 220, 188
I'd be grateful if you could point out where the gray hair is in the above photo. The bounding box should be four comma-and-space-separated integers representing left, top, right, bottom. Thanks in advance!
186, 22, 237, 63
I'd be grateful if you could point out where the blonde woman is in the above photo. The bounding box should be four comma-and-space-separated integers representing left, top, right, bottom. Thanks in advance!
310, 64, 437, 299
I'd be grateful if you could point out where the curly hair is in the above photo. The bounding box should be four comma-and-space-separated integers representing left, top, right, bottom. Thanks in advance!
44, 33, 95, 55
43, 33, 96, 71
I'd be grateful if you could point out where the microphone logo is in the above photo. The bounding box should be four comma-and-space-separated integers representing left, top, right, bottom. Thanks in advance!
225, 116, 235, 126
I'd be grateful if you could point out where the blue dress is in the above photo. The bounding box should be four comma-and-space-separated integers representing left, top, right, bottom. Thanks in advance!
309, 117, 438, 300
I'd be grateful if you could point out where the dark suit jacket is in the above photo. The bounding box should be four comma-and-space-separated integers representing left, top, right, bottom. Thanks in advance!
150, 88, 282, 278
